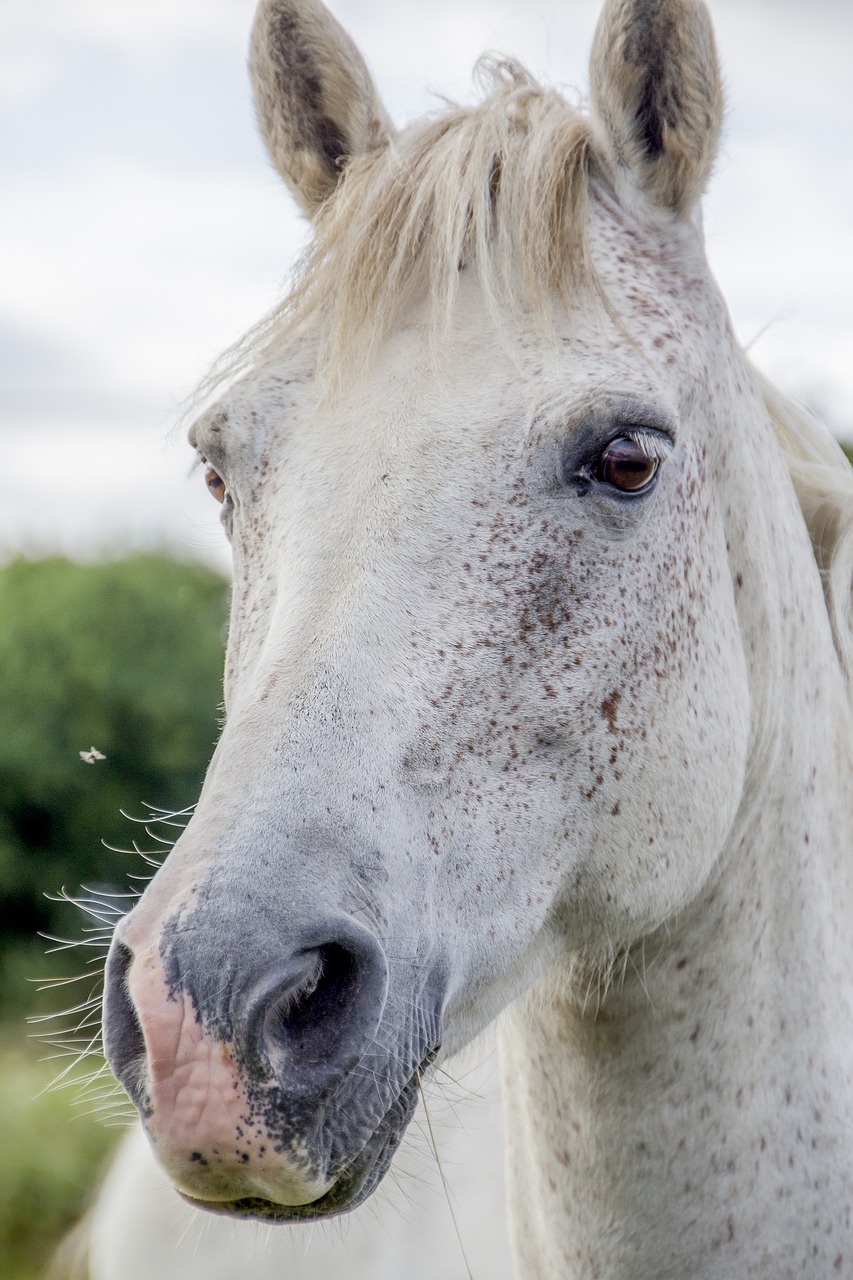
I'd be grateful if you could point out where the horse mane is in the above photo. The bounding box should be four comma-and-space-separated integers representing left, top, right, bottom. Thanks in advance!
198, 60, 596, 398
194, 60, 853, 689
755, 368, 853, 685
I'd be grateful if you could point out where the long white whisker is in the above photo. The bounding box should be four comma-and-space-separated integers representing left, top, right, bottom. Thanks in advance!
416, 1069, 476, 1280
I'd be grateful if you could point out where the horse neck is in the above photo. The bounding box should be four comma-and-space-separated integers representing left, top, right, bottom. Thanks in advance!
499, 557, 853, 1278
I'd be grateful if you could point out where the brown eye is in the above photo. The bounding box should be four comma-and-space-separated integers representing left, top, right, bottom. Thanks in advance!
204, 464, 227, 504
595, 436, 660, 493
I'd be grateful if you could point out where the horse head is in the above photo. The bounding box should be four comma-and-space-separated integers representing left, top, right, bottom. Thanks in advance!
101, 0, 852, 1253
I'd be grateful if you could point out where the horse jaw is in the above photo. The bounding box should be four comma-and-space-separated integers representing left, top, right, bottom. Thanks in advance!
99, 0, 853, 1270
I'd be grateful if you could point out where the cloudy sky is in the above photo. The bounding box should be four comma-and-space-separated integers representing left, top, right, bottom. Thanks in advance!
3, 0, 851, 569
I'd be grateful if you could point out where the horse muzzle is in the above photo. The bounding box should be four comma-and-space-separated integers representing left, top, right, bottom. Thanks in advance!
102, 905, 436, 1218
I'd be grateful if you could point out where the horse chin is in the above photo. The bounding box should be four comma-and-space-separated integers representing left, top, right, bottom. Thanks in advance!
180, 1096, 414, 1222
177, 1163, 382, 1223
176, 1068, 421, 1224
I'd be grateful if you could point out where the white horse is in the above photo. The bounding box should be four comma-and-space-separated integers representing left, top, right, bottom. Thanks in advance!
92, 0, 853, 1276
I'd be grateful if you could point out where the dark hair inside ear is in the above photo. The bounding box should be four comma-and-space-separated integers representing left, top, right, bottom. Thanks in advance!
250, 0, 395, 217
589, 0, 723, 218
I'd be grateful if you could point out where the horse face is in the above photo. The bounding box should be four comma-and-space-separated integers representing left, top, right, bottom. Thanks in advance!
104, 0, 750, 1223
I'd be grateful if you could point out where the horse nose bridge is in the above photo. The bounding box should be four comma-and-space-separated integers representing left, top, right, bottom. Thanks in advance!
190, 710, 409, 853
222, 611, 427, 765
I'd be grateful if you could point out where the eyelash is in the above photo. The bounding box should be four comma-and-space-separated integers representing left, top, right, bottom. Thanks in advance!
573, 428, 673, 497
197, 454, 233, 514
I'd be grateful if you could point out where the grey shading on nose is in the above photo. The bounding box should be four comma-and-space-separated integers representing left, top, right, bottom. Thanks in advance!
239, 927, 390, 1099
103, 912, 390, 1108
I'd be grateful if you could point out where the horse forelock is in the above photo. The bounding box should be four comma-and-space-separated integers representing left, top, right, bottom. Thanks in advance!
196, 59, 597, 399
305, 59, 597, 369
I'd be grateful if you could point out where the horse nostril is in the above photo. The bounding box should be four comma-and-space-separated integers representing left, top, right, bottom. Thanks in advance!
264, 945, 355, 1061
253, 937, 387, 1094
102, 939, 147, 1109
102, 917, 389, 1116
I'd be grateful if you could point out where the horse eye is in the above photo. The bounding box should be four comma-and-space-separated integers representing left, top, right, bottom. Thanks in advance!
204, 465, 227, 504
595, 436, 660, 494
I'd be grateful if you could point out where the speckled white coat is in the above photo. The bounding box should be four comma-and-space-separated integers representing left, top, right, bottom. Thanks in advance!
97, 1, 853, 1277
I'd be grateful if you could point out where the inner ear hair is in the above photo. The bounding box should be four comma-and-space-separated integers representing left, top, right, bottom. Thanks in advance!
589, 0, 723, 219
250, 0, 395, 218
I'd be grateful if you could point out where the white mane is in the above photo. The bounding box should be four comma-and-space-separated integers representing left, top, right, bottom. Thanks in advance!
757, 369, 853, 684
200, 62, 594, 391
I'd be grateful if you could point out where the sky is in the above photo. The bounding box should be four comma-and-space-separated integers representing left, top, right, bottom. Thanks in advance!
2, 0, 851, 569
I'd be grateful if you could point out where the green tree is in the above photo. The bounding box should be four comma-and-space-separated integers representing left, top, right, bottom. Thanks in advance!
0, 554, 228, 1015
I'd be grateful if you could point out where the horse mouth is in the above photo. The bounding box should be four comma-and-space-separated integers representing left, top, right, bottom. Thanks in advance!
178, 1069, 422, 1223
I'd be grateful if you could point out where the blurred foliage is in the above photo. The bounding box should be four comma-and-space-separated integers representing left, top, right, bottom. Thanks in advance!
0, 1028, 119, 1280
0, 554, 227, 1277
842, 442, 853, 468
0, 553, 228, 1018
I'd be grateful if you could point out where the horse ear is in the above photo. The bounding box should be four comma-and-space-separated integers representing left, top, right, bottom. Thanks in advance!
588, 0, 723, 219
250, 0, 395, 218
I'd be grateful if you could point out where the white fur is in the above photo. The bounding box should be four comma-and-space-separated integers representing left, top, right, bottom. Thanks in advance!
96, 1, 853, 1276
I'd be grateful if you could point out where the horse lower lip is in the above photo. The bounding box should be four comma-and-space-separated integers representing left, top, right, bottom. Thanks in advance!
178, 1062, 429, 1223
176, 1156, 378, 1223
179, 1191, 319, 1218
178, 1189, 331, 1220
